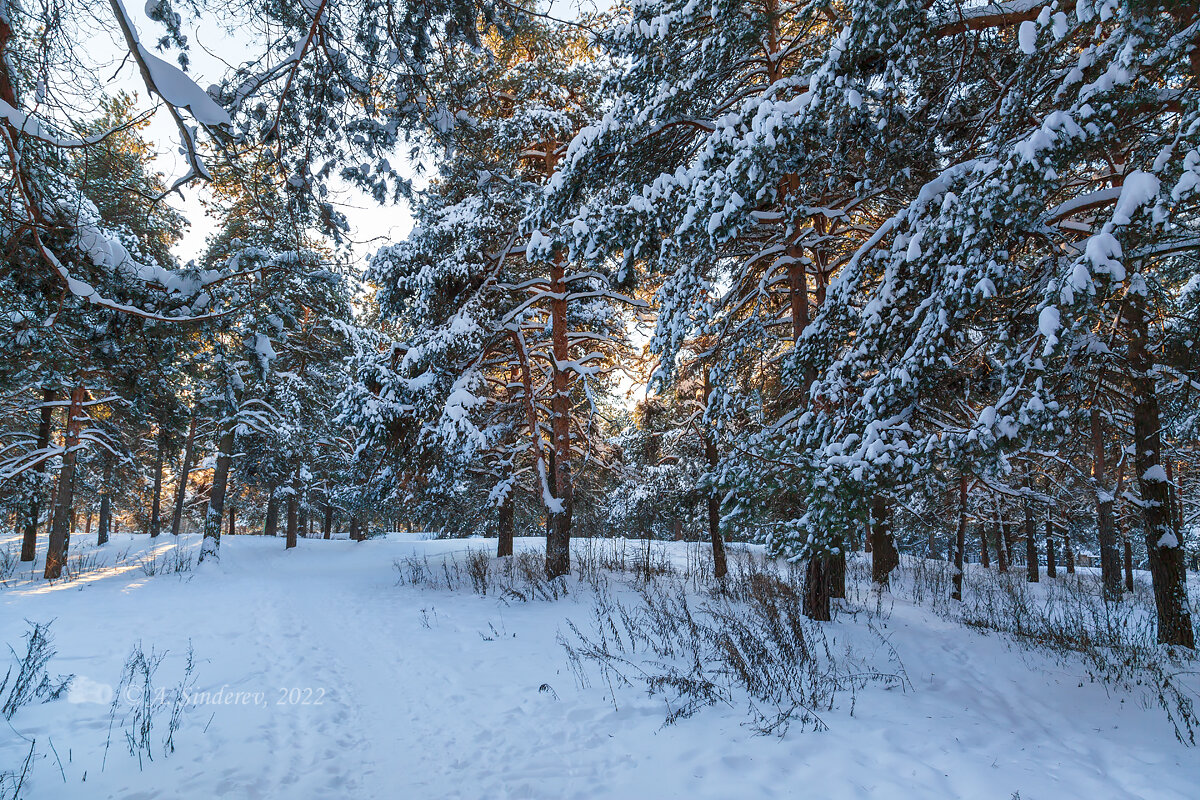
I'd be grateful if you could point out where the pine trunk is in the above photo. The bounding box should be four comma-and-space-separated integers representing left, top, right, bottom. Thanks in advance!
21, 387, 55, 562
978, 522, 990, 568
199, 421, 234, 563
787, 261, 815, 399
1127, 292, 1194, 647
148, 433, 165, 538
228, 505, 236, 537
829, 551, 846, 599
926, 528, 940, 560
44, 385, 85, 579
497, 494, 514, 557
791, 254, 829, 617
703, 372, 728, 580
286, 468, 300, 550
994, 508, 1009, 574
1024, 503, 1039, 583
803, 556, 831, 621
264, 493, 279, 538
1064, 529, 1075, 575
952, 475, 968, 601
1124, 536, 1135, 592
171, 413, 197, 536
97, 457, 112, 546
1166, 459, 1183, 542
1091, 409, 1123, 600
1044, 510, 1057, 578
323, 503, 333, 540
869, 495, 899, 585
545, 254, 573, 580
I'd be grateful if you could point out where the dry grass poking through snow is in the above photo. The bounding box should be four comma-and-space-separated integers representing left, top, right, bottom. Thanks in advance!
398, 539, 1199, 743
847, 554, 1200, 743
397, 540, 909, 736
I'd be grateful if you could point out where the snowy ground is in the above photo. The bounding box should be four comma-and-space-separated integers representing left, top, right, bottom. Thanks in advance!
1, 531, 1198, 799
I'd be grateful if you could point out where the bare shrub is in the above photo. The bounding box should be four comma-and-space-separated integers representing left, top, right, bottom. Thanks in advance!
61, 548, 104, 581
0, 739, 35, 800
1, 621, 73, 720
138, 544, 195, 577
0, 545, 17, 585
465, 549, 490, 595
105, 641, 199, 770
561, 560, 905, 736
957, 568, 1197, 743
394, 548, 570, 602
883, 557, 1199, 743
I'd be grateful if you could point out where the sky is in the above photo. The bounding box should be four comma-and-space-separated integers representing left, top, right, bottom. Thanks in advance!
86, 3, 415, 270
93, 1, 606, 270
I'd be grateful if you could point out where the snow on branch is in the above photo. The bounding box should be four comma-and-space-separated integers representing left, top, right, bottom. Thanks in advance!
933, 0, 1075, 37
108, 0, 231, 196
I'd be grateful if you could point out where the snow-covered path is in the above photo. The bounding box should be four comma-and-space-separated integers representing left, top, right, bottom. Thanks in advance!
1, 533, 1197, 799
